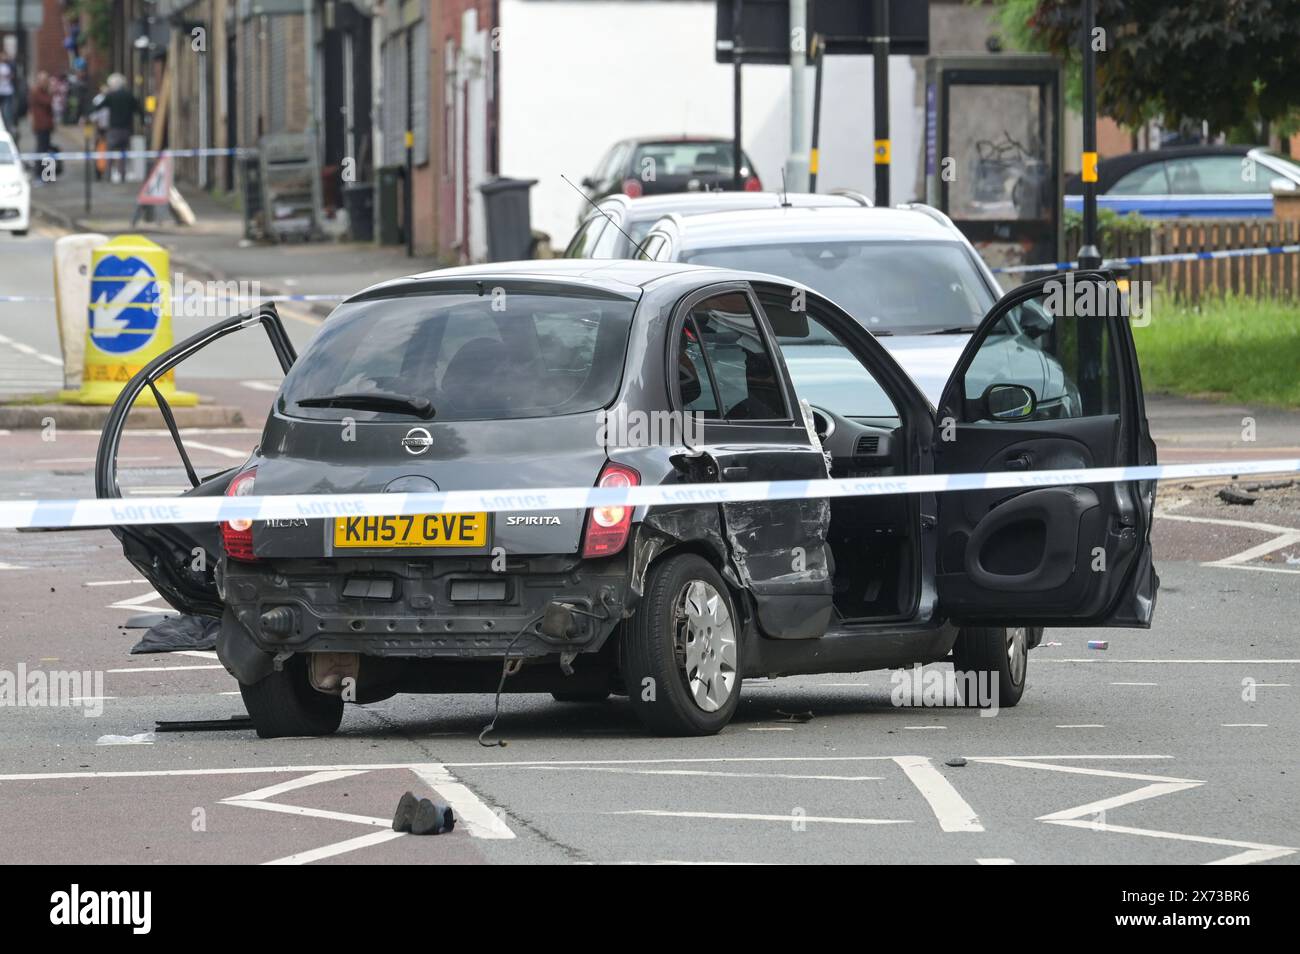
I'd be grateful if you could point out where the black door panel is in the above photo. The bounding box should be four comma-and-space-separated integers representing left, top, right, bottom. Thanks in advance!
934, 272, 1156, 628
95, 307, 297, 617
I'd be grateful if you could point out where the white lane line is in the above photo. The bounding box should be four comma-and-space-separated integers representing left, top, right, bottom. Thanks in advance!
971, 758, 1203, 785
85, 579, 147, 587
262, 830, 406, 866
0, 562, 29, 570
1056, 724, 1106, 729
0, 333, 62, 366
903, 725, 947, 730
241, 380, 280, 392
175, 650, 218, 660
0, 755, 1177, 782
1111, 682, 1157, 686
1211, 564, 1300, 575
410, 763, 515, 840
610, 810, 910, 826
1038, 782, 1202, 822
182, 440, 251, 460
1207, 531, 1300, 567
222, 799, 391, 828
976, 858, 1016, 865
1046, 819, 1295, 865
1037, 658, 1300, 664
1221, 723, 1268, 728
1207, 848, 1297, 866
894, 756, 984, 833
747, 726, 794, 732
1254, 683, 1290, 688
523, 766, 883, 782
225, 769, 369, 803
107, 664, 224, 673
1157, 511, 1300, 535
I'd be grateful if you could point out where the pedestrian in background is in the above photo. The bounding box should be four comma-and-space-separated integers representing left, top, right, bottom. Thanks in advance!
93, 73, 141, 183
30, 72, 56, 160
0, 52, 16, 133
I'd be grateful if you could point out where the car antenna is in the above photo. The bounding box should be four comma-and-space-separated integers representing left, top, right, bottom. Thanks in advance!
779, 168, 792, 208
560, 174, 651, 258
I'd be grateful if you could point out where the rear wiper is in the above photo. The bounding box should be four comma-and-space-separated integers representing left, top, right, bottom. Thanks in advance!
295, 391, 435, 418
925, 326, 977, 334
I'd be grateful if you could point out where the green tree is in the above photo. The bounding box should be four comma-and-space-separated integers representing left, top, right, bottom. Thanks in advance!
984, 0, 1300, 137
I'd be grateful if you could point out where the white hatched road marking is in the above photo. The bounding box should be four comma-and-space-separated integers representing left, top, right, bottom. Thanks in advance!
894, 756, 983, 832
611, 810, 910, 826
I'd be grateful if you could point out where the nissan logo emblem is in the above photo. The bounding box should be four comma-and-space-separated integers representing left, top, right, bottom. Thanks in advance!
402, 427, 433, 455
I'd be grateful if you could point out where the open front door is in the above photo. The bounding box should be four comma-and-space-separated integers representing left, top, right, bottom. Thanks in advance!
94, 307, 296, 618
933, 272, 1157, 628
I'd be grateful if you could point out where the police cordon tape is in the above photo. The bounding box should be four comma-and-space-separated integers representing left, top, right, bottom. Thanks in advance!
18, 147, 256, 163
992, 243, 1300, 274
2, 457, 1297, 531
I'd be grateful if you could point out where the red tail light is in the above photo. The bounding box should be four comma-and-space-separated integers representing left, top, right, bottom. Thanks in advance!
221, 468, 259, 562
622, 178, 644, 198
581, 463, 639, 559
743, 175, 762, 192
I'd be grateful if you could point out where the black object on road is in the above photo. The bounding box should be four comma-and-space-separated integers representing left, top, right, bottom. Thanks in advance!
130, 614, 220, 654
155, 715, 255, 733
393, 792, 456, 835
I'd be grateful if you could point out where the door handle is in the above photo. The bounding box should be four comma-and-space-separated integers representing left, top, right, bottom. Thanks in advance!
1005, 453, 1032, 471
722, 466, 749, 480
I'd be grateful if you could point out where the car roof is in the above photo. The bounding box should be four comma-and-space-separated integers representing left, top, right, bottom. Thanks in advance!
591, 190, 865, 222
348, 258, 715, 301
658, 205, 962, 249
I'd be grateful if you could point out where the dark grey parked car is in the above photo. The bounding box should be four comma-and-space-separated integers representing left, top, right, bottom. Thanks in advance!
97, 260, 1158, 738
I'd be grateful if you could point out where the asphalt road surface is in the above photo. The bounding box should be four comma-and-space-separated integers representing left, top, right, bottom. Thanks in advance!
1, 226, 1297, 865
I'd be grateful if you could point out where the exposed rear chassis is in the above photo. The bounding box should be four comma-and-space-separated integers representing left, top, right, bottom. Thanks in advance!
216, 552, 631, 684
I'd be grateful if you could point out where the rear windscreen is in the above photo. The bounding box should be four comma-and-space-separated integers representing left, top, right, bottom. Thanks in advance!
279, 289, 636, 422
632, 141, 737, 177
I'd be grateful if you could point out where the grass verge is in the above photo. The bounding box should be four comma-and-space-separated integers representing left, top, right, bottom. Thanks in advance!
1133, 296, 1300, 407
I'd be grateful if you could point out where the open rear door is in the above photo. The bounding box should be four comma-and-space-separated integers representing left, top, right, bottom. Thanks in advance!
94, 306, 296, 617
933, 271, 1157, 628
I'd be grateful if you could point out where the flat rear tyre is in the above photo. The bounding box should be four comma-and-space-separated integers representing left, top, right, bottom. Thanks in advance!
239, 654, 344, 738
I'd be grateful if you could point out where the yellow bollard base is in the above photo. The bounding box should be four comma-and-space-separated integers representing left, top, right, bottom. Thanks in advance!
60, 385, 200, 408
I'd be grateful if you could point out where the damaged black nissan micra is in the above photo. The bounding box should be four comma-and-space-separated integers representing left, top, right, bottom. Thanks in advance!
98, 259, 1158, 738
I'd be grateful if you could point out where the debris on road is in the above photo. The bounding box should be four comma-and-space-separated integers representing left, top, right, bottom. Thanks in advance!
1217, 486, 1258, 506
392, 791, 456, 836
130, 614, 220, 654
1087, 640, 1110, 650
945, 757, 968, 767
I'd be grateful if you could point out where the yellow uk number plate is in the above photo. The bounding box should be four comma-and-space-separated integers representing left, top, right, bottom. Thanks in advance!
333, 513, 489, 549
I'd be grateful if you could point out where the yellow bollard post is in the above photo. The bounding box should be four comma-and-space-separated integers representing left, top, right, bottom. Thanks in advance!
64, 235, 198, 407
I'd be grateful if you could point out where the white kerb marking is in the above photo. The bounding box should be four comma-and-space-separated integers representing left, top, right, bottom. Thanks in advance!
894, 756, 983, 832
262, 830, 407, 866
610, 810, 909, 826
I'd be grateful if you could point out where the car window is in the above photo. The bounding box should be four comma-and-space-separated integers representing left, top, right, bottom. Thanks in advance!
280, 289, 635, 422
638, 234, 666, 261
1109, 161, 1171, 195
632, 141, 736, 178
563, 214, 609, 258
962, 284, 1121, 423
0, 141, 15, 164
591, 215, 630, 258
592, 143, 627, 187
677, 322, 720, 416
765, 298, 898, 419
686, 292, 788, 422
682, 240, 995, 334
1180, 155, 1261, 194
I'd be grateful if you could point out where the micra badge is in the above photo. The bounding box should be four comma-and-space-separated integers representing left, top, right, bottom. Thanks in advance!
402, 427, 433, 455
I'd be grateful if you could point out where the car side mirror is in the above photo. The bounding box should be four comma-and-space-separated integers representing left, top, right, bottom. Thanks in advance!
1019, 304, 1053, 339
580, 176, 595, 189
982, 383, 1038, 421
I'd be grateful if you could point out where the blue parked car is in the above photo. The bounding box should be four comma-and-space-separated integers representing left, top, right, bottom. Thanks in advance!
1064, 145, 1300, 218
